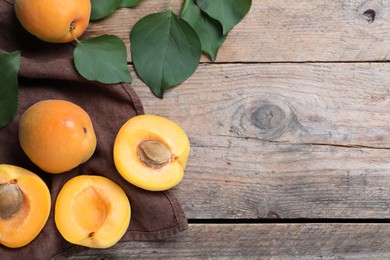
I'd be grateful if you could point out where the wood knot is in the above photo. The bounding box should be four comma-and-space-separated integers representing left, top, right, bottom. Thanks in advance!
267, 211, 281, 219
230, 97, 305, 141
247, 101, 293, 140
251, 104, 286, 131
362, 9, 375, 23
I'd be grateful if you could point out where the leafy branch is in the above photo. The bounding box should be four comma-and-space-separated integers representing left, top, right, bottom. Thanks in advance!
0, 0, 251, 127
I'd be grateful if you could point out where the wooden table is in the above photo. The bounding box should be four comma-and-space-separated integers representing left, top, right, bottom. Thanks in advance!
74, 0, 390, 258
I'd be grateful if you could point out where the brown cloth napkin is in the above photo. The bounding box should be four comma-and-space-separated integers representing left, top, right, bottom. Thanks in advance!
0, 0, 188, 259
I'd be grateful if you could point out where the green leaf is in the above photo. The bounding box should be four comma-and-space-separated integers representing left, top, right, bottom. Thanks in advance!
90, 0, 143, 21
196, 0, 252, 35
74, 35, 132, 84
0, 51, 20, 128
130, 9, 201, 98
118, 0, 142, 7
181, 0, 227, 61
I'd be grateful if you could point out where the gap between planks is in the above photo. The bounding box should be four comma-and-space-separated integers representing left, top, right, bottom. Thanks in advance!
187, 219, 390, 224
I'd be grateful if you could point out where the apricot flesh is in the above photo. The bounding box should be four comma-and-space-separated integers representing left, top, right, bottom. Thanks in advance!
14, 0, 91, 43
19, 100, 97, 174
55, 175, 131, 248
0, 164, 51, 248
113, 114, 190, 191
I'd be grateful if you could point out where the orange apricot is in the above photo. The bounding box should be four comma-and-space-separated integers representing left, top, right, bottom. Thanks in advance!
19, 100, 97, 174
14, 0, 91, 43
113, 114, 190, 191
55, 175, 131, 248
0, 164, 51, 248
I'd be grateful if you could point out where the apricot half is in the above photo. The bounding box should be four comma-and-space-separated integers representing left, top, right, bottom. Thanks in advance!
0, 164, 51, 248
14, 0, 91, 43
55, 175, 131, 248
19, 100, 97, 174
113, 114, 190, 191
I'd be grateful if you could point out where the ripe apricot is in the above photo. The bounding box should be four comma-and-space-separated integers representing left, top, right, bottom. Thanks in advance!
0, 164, 51, 248
55, 175, 131, 248
113, 114, 190, 191
14, 0, 91, 43
19, 100, 97, 174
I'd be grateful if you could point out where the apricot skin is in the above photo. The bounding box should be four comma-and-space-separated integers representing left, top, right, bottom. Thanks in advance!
19, 100, 97, 174
55, 175, 131, 249
113, 114, 190, 191
14, 0, 91, 43
0, 164, 51, 248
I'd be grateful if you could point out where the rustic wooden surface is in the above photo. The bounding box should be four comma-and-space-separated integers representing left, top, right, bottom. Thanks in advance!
77, 0, 390, 258
70, 224, 390, 259
86, 0, 390, 62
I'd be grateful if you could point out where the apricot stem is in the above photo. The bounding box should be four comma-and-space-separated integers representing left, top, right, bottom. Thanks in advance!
0, 181, 24, 219
137, 140, 172, 169
70, 21, 76, 31
70, 21, 81, 44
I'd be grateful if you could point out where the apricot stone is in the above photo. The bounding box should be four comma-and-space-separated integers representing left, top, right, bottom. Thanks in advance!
55, 175, 131, 248
0, 164, 51, 248
19, 100, 97, 174
0, 181, 24, 220
113, 114, 190, 191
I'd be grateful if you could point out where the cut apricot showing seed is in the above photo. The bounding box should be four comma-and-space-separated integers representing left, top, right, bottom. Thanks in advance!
0, 164, 51, 248
55, 175, 131, 248
113, 114, 190, 191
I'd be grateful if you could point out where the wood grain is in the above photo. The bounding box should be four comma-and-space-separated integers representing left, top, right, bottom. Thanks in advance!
129, 62, 390, 219
84, 0, 390, 62
69, 0, 390, 258
57, 1, 390, 258
65, 223, 390, 259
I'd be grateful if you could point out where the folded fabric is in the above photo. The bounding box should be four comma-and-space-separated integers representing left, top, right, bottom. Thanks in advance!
0, 1, 188, 259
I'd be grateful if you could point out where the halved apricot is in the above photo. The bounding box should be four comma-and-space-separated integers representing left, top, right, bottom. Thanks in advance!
55, 175, 131, 248
113, 114, 190, 191
0, 164, 51, 248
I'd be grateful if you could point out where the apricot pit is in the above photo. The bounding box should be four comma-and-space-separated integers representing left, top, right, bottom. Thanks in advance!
0, 180, 23, 219
113, 114, 190, 191
137, 140, 173, 168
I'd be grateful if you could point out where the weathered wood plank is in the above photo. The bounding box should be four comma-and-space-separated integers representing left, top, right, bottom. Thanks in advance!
85, 0, 390, 62
66, 223, 390, 259
130, 62, 390, 219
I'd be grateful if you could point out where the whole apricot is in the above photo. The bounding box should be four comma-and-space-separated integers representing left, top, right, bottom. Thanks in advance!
113, 114, 190, 191
55, 175, 131, 248
0, 164, 51, 248
19, 100, 97, 174
14, 0, 91, 43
